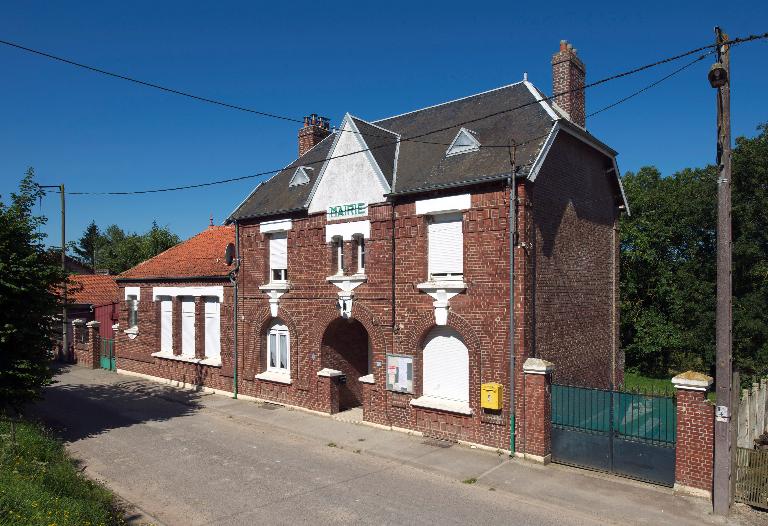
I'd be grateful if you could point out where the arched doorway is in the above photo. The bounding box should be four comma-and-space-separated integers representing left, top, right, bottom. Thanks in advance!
321, 318, 370, 410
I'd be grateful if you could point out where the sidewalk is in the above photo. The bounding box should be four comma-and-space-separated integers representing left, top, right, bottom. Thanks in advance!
40, 366, 762, 525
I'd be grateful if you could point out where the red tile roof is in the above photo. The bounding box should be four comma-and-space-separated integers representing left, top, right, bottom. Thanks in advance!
68, 274, 119, 306
119, 225, 235, 280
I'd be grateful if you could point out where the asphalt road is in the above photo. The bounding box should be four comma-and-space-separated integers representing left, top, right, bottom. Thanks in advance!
32, 367, 743, 526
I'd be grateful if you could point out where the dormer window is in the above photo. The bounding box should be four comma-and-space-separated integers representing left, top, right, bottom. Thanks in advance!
446, 128, 480, 157
288, 166, 313, 187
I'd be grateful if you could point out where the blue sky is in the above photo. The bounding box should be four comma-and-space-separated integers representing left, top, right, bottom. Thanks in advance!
1, 1, 766, 246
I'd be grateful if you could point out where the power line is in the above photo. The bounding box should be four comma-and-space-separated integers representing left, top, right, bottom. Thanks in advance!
63, 48, 718, 195
3, 31, 766, 145
33, 31, 768, 195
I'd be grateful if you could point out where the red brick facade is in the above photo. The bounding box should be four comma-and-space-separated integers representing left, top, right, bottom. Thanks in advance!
674, 386, 715, 494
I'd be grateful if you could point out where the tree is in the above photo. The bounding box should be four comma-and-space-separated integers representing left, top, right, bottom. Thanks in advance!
0, 168, 65, 415
88, 222, 181, 274
72, 220, 103, 269
620, 123, 768, 380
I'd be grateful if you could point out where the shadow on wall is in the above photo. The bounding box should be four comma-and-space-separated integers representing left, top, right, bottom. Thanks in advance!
29, 365, 204, 443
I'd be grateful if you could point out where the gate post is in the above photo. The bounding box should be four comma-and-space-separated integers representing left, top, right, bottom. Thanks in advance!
672, 371, 714, 499
520, 358, 555, 464
86, 320, 100, 369
317, 368, 342, 414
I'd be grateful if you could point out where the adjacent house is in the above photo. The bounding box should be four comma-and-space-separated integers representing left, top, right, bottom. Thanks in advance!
66, 273, 119, 365
115, 225, 235, 389
114, 41, 627, 450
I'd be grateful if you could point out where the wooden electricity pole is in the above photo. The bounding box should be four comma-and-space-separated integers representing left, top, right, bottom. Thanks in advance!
711, 26, 733, 516
41, 184, 67, 361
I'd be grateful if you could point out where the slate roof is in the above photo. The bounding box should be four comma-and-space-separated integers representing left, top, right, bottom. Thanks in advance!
118, 225, 235, 280
67, 274, 119, 306
228, 81, 617, 222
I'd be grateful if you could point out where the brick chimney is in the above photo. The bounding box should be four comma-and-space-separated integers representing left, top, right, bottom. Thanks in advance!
552, 40, 586, 128
298, 114, 331, 157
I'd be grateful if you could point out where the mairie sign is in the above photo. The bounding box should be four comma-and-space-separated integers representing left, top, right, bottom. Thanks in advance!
327, 202, 367, 220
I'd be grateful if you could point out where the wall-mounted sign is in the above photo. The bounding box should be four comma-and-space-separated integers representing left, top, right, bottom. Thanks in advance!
327, 202, 368, 221
386, 354, 413, 393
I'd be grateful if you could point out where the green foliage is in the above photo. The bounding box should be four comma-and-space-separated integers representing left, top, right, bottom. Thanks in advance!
621, 124, 768, 379
0, 417, 124, 526
0, 169, 64, 413
78, 220, 181, 274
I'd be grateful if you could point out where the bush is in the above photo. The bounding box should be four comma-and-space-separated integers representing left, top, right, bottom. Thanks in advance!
0, 418, 125, 526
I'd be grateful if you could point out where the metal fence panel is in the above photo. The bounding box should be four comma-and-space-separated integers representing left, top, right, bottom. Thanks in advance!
735, 447, 768, 509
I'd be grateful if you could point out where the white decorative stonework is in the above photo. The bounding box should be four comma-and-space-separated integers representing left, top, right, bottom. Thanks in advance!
259, 282, 290, 317
324, 220, 370, 242
416, 281, 466, 325
672, 371, 713, 392
327, 274, 366, 319
86, 320, 100, 328
317, 368, 343, 378
124, 326, 139, 340
259, 218, 293, 234
71, 318, 85, 326
523, 358, 555, 375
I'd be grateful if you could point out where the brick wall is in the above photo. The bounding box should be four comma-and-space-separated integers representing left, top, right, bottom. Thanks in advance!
675, 388, 715, 494
532, 131, 621, 388
552, 41, 586, 128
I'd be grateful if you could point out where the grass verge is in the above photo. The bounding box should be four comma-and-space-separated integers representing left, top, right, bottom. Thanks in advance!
0, 417, 126, 526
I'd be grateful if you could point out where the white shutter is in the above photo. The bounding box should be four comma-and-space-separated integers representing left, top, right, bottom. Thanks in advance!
422, 327, 469, 403
270, 233, 287, 271
181, 298, 195, 357
428, 213, 463, 277
204, 298, 220, 361
160, 298, 173, 353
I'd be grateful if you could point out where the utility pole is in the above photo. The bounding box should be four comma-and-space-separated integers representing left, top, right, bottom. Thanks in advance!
41, 184, 67, 361
709, 26, 733, 516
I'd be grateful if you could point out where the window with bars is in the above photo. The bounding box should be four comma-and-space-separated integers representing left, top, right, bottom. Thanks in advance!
267, 322, 290, 375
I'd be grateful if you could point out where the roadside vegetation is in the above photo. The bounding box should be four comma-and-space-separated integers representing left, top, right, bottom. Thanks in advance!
0, 417, 125, 526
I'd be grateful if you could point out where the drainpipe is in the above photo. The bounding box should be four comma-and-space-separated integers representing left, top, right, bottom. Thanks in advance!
508, 171, 518, 455
230, 220, 241, 399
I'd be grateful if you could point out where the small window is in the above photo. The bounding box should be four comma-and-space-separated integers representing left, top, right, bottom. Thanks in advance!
160, 297, 173, 353
267, 322, 290, 376
354, 234, 365, 274
288, 166, 313, 187
127, 295, 139, 327
270, 232, 288, 283
332, 236, 344, 275
428, 213, 463, 280
180, 297, 196, 358
446, 128, 480, 157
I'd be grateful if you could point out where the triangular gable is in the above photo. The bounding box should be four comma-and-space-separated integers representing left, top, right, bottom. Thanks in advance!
306, 114, 391, 214
289, 166, 313, 187
446, 128, 480, 157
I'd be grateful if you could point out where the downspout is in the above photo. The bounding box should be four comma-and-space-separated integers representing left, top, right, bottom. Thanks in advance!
508, 174, 517, 454
229, 220, 241, 399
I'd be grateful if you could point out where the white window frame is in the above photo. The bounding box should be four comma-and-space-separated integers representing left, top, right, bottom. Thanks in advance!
332, 235, 344, 275
180, 297, 196, 358
427, 212, 464, 281
269, 232, 288, 283
354, 234, 365, 274
266, 322, 290, 376
127, 295, 139, 328
204, 297, 221, 363
159, 296, 173, 354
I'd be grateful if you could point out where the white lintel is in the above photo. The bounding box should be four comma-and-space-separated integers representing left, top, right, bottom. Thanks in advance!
124, 286, 140, 300
415, 194, 471, 215
260, 218, 293, 234
325, 220, 371, 242
152, 286, 224, 301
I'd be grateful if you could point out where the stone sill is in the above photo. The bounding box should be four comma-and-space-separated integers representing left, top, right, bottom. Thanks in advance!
326, 274, 367, 283
416, 280, 467, 292
359, 373, 375, 384
259, 282, 291, 292
151, 352, 222, 367
317, 368, 343, 378
410, 396, 472, 415
254, 371, 292, 385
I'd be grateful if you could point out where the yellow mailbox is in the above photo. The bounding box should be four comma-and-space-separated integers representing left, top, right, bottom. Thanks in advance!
481, 383, 503, 410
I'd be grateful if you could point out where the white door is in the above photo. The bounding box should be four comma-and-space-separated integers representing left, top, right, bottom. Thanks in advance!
160, 298, 173, 353
422, 327, 469, 404
181, 297, 195, 357
204, 298, 221, 362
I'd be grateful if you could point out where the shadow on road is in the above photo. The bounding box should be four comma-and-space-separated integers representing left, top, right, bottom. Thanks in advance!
29, 365, 204, 443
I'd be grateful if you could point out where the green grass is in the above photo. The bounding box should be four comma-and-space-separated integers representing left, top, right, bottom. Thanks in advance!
0, 417, 126, 526
622, 372, 675, 395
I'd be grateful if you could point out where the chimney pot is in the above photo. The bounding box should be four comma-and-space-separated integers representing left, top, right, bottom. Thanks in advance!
298, 113, 331, 157
552, 39, 586, 128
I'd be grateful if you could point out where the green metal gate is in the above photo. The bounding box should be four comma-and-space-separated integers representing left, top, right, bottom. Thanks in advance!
100, 338, 115, 371
551, 384, 677, 486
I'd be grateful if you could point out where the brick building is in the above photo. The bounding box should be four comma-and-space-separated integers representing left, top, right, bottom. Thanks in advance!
115, 225, 236, 389
115, 41, 628, 451
66, 273, 119, 365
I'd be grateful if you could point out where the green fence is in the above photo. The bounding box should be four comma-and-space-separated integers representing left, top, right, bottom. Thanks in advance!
551, 384, 676, 445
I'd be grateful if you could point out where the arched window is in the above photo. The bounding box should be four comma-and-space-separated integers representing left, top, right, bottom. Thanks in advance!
422, 327, 469, 405
267, 321, 290, 376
